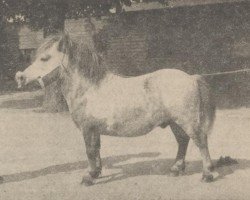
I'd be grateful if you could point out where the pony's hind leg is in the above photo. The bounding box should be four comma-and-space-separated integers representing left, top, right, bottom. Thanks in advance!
193, 74, 215, 182
169, 122, 190, 176
192, 134, 214, 182
82, 130, 102, 186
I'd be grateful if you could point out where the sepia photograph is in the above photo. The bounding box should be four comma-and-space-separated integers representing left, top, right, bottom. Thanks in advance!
0, 0, 250, 199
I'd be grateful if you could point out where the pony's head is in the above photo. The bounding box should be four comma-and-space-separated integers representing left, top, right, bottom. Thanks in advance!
15, 33, 74, 88
15, 32, 106, 89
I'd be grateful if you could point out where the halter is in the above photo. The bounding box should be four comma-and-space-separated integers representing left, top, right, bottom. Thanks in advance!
37, 77, 45, 88
37, 54, 66, 88
37, 66, 61, 89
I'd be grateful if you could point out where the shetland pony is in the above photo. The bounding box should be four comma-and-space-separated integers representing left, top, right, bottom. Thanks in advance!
16, 33, 216, 185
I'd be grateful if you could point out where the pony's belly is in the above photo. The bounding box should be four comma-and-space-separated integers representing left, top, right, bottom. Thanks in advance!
102, 117, 159, 137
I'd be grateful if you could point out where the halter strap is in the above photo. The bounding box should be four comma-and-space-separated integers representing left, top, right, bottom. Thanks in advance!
37, 66, 61, 88
37, 54, 66, 88
37, 77, 45, 89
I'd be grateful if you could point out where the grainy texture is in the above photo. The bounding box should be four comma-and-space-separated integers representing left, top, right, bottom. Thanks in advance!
1, 0, 250, 199
0, 91, 250, 199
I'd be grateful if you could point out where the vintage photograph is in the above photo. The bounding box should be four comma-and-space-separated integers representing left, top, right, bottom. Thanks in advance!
0, 0, 250, 199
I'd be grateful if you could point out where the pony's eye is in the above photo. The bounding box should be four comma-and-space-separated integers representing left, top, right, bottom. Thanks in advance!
40, 55, 51, 62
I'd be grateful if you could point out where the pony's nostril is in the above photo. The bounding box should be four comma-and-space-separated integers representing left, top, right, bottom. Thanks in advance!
16, 72, 25, 80
20, 75, 24, 80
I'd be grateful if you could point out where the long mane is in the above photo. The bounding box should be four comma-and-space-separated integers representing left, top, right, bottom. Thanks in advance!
36, 33, 107, 84
58, 33, 107, 84
36, 35, 61, 57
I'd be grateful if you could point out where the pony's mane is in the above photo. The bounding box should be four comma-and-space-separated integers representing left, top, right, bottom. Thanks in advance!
37, 34, 107, 84
36, 36, 61, 57
58, 34, 107, 84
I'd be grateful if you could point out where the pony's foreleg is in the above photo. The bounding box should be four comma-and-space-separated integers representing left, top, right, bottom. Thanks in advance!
95, 149, 102, 176
82, 131, 102, 186
170, 122, 190, 176
192, 134, 214, 182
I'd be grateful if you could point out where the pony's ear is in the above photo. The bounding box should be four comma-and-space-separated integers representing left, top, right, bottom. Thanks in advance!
57, 32, 72, 54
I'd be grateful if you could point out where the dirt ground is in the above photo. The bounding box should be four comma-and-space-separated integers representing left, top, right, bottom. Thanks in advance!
0, 91, 250, 200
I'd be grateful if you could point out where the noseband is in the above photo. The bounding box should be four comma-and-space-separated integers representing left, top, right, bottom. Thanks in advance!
37, 66, 61, 88
37, 53, 67, 88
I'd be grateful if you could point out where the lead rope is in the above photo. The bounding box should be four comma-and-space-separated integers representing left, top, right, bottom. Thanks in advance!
202, 68, 250, 77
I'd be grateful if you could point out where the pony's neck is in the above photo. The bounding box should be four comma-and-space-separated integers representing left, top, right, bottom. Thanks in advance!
60, 68, 91, 112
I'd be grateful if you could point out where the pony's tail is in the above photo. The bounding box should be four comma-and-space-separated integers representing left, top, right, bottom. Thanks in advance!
195, 75, 216, 135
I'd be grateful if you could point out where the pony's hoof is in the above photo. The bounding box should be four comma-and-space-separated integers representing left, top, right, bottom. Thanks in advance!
170, 170, 185, 177
209, 165, 215, 172
170, 165, 185, 177
170, 168, 185, 176
81, 176, 94, 186
169, 170, 180, 177
89, 170, 101, 179
202, 174, 214, 182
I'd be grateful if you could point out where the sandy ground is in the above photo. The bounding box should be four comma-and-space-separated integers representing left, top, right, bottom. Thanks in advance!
0, 91, 250, 200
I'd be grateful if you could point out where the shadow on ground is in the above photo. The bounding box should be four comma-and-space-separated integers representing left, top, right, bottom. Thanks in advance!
0, 95, 43, 109
0, 152, 249, 185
